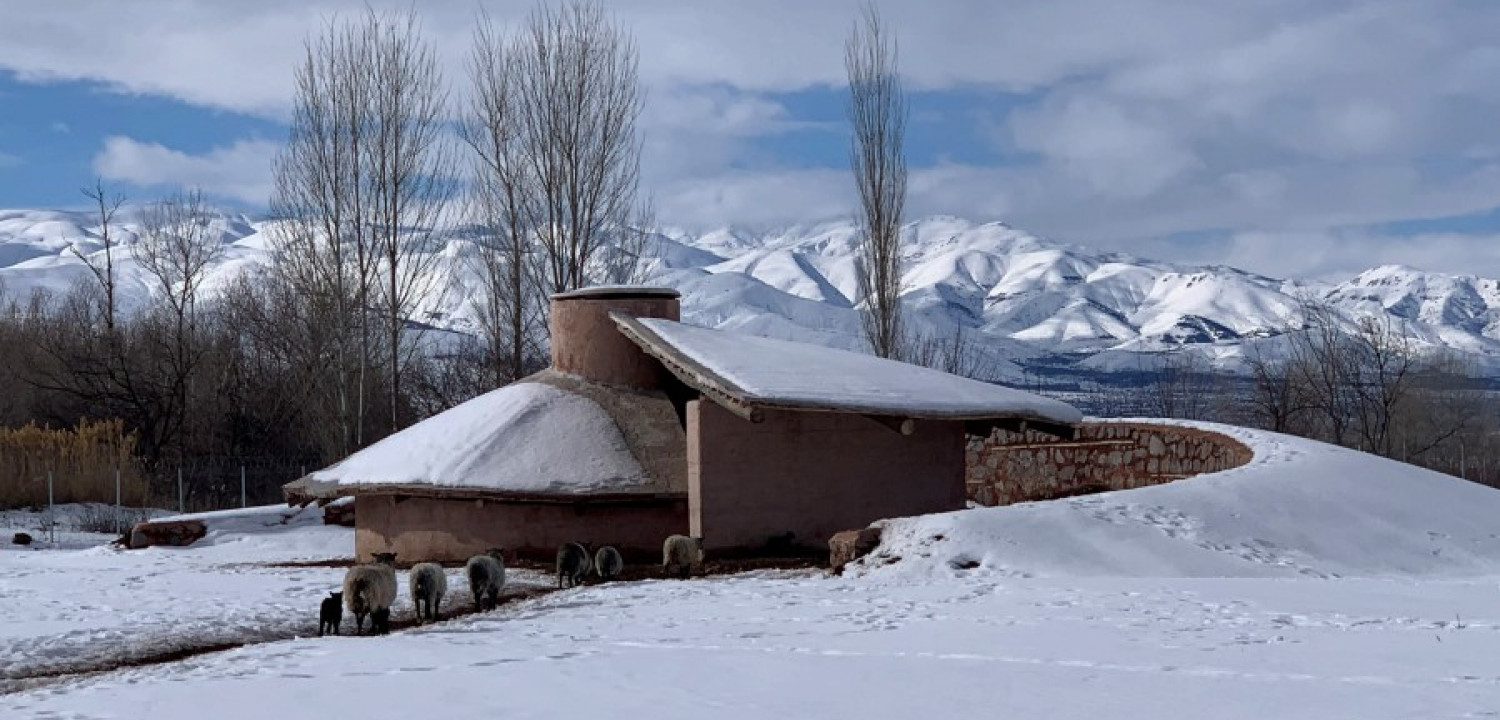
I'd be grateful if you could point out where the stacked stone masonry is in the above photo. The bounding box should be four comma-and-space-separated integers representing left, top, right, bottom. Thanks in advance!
966, 422, 1253, 507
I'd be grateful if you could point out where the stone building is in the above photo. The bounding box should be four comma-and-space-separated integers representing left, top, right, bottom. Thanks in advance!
284, 286, 1082, 562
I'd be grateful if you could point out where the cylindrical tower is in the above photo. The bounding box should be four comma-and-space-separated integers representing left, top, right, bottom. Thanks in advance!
549, 286, 681, 390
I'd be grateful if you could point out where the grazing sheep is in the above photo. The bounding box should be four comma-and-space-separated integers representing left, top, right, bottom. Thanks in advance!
408, 562, 447, 623
662, 535, 703, 579
318, 591, 343, 637
594, 546, 624, 581
343, 552, 398, 635
556, 542, 592, 588
465, 548, 506, 612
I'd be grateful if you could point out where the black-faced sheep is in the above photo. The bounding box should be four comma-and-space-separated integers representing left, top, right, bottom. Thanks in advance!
556, 542, 592, 588
594, 545, 623, 581
343, 552, 398, 635
318, 591, 343, 636
409, 562, 447, 622
662, 535, 703, 579
465, 548, 506, 612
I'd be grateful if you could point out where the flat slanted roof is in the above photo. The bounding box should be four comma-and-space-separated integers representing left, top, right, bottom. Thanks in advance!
612, 313, 1083, 429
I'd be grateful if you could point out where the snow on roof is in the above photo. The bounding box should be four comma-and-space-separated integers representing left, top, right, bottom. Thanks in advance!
551, 285, 680, 300
301, 382, 652, 496
613, 314, 1083, 425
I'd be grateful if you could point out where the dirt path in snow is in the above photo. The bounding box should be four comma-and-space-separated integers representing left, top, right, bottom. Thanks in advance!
0, 584, 556, 695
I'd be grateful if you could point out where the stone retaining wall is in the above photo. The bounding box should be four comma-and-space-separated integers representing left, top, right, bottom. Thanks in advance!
966, 422, 1253, 506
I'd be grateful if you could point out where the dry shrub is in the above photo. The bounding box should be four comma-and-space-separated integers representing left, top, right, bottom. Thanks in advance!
0, 419, 146, 509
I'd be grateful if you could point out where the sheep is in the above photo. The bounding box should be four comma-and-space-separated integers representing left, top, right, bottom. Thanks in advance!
556, 542, 592, 588
594, 545, 624, 582
342, 552, 398, 635
408, 562, 447, 623
465, 548, 506, 612
662, 535, 703, 579
318, 591, 343, 637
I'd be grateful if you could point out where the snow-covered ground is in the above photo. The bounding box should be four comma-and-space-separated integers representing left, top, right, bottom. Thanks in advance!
5, 424, 1500, 718
0, 503, 168, 551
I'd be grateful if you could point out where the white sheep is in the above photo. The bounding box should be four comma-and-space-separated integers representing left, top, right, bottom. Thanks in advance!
556, 542, 592, 588
343, 552, 398, 635
662, 535, 703, 579
465, 548, 506, 611
594, 545, 624, 581
408, 562, 447, 623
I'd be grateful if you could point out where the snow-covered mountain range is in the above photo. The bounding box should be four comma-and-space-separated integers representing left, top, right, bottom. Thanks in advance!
3, 208, 1498, 379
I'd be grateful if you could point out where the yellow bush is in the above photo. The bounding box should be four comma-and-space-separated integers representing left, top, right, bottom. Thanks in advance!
0, 419, 147, 509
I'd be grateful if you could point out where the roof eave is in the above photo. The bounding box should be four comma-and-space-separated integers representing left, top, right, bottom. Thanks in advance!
284, 479, 687, 505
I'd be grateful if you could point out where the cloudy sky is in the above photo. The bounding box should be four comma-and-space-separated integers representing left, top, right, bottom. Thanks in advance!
0, 0, 1498, 280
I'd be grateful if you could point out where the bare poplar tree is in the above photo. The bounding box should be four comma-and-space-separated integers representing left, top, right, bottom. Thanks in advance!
461, 12, 544, 386
363, 10, 456, 431
270, 15, 370, 456
270, 7, 453, 452
514, 0, 648, 295
845, 2, 908, 359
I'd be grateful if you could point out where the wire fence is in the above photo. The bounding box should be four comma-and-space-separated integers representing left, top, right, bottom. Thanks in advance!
5, 455, 320, 541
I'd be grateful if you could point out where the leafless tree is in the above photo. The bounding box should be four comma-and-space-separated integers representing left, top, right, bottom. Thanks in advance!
1243, 339, 1315, 433
71, 180, 126, 333
460, 12, 544, 386
135, 190, 222, 332
1345, 315, 1419, 455
1141, 348, 1221, 421
364, 10, 457, 432
909, 324, 995, 380
513, 0, 648, 295
1286, 296, 1358, 445
270, 7, 454, 452
845, 2, 907, 359
132, 190, 225, 463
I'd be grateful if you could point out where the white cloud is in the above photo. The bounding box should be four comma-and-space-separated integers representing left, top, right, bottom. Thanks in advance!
653, 168, 851, 230
1208, 229, 1500, 282
0, 152, 20, 168
4, 2, 1500, 278
49, 121, 69, 134
92, 136, 277, 204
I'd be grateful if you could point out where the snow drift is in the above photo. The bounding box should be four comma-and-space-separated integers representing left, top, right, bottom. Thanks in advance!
856, 420, 1500, 581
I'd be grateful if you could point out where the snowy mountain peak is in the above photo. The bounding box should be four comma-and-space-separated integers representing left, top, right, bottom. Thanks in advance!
1, 208, 1498, 376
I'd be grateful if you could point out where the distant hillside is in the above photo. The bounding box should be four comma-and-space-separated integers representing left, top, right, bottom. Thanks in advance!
3, 208, 1497, 378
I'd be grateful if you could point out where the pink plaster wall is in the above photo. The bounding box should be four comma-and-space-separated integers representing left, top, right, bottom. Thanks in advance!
354, 493, 688, 563
687, 400, 966, 553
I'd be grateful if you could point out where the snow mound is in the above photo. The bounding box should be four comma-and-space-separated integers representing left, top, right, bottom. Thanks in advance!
855, 421, 1500, 580
308, 382, 649, 494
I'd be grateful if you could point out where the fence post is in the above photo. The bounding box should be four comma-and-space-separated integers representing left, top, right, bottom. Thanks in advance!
115, 468, 122, 535
47, 471, 55, 545
240, 465, 247, 509
177, 467, 184, 514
